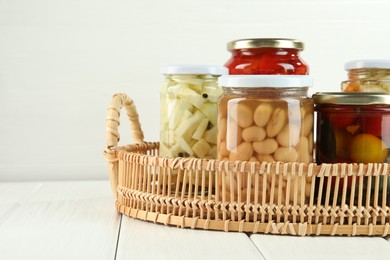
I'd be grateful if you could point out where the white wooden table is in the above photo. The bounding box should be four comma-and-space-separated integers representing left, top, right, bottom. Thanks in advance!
1, 180, 390, 260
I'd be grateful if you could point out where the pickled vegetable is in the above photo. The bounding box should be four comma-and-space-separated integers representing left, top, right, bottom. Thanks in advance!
226, 48, 308, 75
225, 38, 308, 75
160, 74, 222, 159
314, 93, 390, 202
218, 97, 314, 164
350, 134, 388, 163
342, 69, 390, 92
315, 101, 390, 164
342, 60, 390, 93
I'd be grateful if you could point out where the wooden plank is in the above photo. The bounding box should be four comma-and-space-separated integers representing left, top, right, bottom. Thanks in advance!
0, 182, 42, 224
250, 234, 390, 260
116, 217, 264, 260
0, 181, 120, 260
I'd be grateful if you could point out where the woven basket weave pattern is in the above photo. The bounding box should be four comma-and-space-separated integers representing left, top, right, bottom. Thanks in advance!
105, 93, 390, 236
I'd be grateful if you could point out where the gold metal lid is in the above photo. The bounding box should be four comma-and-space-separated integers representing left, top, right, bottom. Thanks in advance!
227, 38, 304, 51
313, 92, 390, 105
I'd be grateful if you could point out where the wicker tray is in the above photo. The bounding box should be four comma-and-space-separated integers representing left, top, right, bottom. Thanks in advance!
104, 93, 390, 236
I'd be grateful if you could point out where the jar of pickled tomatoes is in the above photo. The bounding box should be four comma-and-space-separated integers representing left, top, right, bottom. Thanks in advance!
160, 65, 228, 159
217, 75, 314, 164
314, 92, 390, 195
341, 60, 390, 92
224, 38, 309, 75
314, 92, 390, 164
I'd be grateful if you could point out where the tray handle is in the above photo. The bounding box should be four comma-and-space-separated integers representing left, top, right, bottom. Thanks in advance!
106, 93, 144, 148
104, 93, 144, 200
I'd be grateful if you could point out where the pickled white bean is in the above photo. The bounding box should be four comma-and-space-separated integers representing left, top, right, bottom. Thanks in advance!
229, 142, 253, 161
276, 124, 300, 147
230, 103, 253, 128
302, 113, 314, 137
254, 103, 273, 127
274, 147, 298, 162
266, 107, 287, 137
253, 139, 278, 155
256, 154, 275, 162
242, 126, 266, 142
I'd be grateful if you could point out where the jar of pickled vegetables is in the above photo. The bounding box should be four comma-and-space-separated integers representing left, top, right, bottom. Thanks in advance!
217, 75, 314, 164
314, 92, 390, 164
160, 65, 228, 159
314, 92, 390, 197
224, 38, 309, 75
217, 75, 314, 204
341, 60, 390, 92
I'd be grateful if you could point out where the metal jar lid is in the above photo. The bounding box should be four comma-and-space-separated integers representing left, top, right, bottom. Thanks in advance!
227, 38, 304, 51
313, 92, 390, 105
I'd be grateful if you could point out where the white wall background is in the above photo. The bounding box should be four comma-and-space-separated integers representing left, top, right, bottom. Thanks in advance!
1, 0, 390, 181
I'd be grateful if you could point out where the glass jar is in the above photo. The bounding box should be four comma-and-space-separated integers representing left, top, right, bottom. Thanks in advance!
224, 38, 309, 75
341, 60, 390, 92
217, 75, 314, 163
160, 65, 228, 159
313, 92, 390, 164
314, 92, 390, 201
217, 75, 313, 204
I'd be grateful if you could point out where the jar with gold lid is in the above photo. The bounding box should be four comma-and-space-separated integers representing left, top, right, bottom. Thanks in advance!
313, 92, 390, 164
313, 92, 390, 200
224, 38, 309, 75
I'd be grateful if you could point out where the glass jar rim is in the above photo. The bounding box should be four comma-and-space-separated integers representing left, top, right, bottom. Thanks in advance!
313, 92, 390, 105
227, 38, 304, 51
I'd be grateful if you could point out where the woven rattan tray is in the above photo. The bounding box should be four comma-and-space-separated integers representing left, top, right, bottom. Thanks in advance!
104, 93, 390, 236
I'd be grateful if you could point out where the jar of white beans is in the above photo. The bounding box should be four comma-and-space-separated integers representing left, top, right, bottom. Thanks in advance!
217, 75, 314, 164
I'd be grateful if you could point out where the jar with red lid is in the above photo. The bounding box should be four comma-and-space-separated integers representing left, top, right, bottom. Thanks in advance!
224, 38, 309, 75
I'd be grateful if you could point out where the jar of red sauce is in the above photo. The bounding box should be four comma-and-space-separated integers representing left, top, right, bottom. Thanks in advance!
224, 38, 309, 75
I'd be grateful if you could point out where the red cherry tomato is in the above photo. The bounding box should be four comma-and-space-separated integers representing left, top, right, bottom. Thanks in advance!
359, 115, 382, 137
359, 106, 382, 137
359, 106, 390, 142
325, 106, 357, 129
